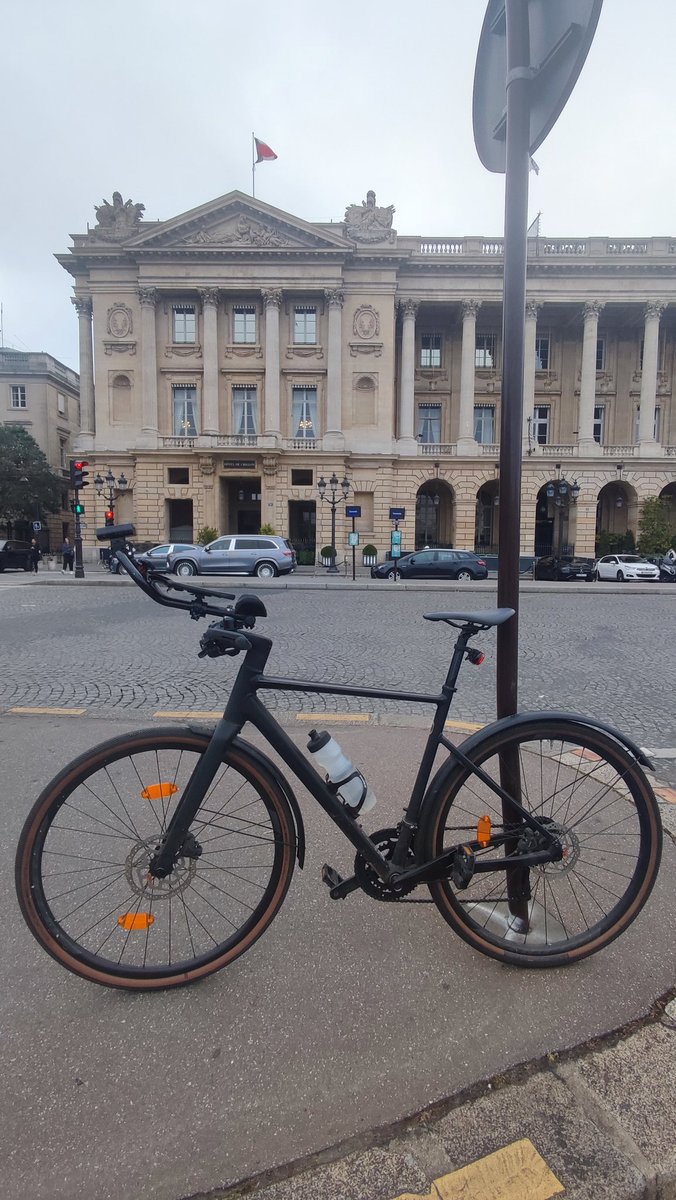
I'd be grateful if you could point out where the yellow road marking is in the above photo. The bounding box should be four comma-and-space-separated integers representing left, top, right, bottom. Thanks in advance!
393, 1138, 563, 1200
294, 712, 371, 723
153, 711, 222, 719
654, 785, 676, 803
444, 719, 483, 732
9, 706, 87, 716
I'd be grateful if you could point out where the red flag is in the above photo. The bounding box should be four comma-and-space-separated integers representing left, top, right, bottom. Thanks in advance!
254, 137, 278, 164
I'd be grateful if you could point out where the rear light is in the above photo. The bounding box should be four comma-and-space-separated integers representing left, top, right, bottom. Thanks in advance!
283, 550, 293, 557
477, 559, 486, 566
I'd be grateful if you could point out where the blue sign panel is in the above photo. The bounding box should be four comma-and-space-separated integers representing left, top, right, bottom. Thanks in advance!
389, 507, 406, 520
345, 505, 362, 517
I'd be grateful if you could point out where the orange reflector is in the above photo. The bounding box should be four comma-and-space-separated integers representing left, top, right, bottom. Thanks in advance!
118, 913, 155, 931
141, 782, 178, 801
477, 814, 492, 847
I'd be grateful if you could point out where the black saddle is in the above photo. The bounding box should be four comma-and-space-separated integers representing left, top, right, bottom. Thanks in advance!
423, 608, 515, 630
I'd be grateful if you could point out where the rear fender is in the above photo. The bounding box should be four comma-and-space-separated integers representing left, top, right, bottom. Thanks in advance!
419, 710, 654, 851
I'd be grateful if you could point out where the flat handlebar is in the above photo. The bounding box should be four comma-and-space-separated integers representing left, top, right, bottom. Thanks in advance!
95, 523, 236, 618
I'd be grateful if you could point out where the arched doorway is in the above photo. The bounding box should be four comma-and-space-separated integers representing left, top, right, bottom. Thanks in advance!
658, 482, 676, 544
596, 480, 638, 555
535, 475, 579, 557
415, 481, 454, 547
475, 483, 499, 552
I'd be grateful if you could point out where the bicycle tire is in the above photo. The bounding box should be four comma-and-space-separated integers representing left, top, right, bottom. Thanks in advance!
16, 728, 296, 990
419, 718, 662, 967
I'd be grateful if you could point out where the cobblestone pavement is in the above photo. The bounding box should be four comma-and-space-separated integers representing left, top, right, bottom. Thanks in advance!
0, 583, 673, 760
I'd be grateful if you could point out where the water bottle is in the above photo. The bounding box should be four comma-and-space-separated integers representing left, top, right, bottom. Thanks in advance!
307, 729, 377, 816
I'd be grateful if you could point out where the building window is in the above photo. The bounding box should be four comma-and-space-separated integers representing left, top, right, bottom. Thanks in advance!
291, 468, 313, 486
232, 385, 258, 436
532, 405, 550, 444
593, 404, 605, 444
57, 392, 66, 415
168, 467, 190, 484
292, 386, 318, 438
535, 336, 549, 370
293, 306, 317, 345
172, 385, 198, 436
11, 385, 26, 408
233, 307, 256, 344
417, 403, 441, 443
172, 306, 196, 344
474, 404, 496, 444
475, 333, 497, 369
59, 439, 68, 469
596, 337, 605, 371
634, 405, 662, 442
420, 332, 442, 368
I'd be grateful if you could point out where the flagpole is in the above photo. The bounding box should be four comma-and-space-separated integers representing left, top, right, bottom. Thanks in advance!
252, 133, 256, 198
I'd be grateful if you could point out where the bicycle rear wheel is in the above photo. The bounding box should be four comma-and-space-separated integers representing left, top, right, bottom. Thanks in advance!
421, 718, 662, 966
16, 728, 296, 990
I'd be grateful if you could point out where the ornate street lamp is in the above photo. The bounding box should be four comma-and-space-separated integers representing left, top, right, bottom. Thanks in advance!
317, 472, 350, 574
94, 467, 128, 525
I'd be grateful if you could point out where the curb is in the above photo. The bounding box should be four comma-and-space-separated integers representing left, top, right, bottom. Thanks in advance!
182, 995, 676, 1200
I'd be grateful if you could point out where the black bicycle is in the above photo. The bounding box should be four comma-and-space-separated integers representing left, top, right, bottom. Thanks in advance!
15, 524, 662, 990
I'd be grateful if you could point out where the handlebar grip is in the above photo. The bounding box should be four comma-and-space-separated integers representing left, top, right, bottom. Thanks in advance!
96, 523, 136, 542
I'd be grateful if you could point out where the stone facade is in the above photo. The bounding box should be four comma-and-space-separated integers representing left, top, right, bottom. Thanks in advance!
57, 191, 676, 561
0, 348, 80, 552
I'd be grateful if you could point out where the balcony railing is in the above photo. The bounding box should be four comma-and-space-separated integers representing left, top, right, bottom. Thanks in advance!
162, 436, 195, 448
284, 438, 318, 451
602, 444, 637, 456
418, 442, 457, 456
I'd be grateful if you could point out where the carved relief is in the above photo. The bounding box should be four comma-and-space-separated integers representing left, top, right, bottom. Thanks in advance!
285, 345, 324, 359
262, 288, 283, 309
353, 305, 380, 339
644, 301, 667, 321
93, 192, 145, 241
104, 341, 136, 356
107, 303, 133, 338
344, 191, 396, 243
262, 454, 279, 477
324, 289, 345, 309
525, 301, 541, 320
198, 455, 216, 476
199, 288, 219, 308
349, 343, 383, 357
583, 301, 605, 321
461, 299, 481, 320
224, 345, 263, 359
233, 215, 288, 247
138, 287, 157, 308
398, 299, 420, 320
164, 345, 202, 358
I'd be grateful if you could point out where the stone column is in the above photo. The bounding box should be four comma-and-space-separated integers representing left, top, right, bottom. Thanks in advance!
398, 298, 419, 451
577, 301, 604, 455
72, 296, 95, 451
638, 301, 666, 453
262, 288, 282, 445
324, 288, 345, 451
523, 301, 540, 450
138, 287, 159, 448
200, 288, 220, 437
458, 299, 480, 453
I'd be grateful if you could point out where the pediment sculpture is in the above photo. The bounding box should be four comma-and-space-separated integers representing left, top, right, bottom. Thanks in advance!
344, 190, 396, 243
93, 192, 145, 241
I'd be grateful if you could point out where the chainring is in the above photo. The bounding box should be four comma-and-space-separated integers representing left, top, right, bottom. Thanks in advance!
354, 827, 418, 901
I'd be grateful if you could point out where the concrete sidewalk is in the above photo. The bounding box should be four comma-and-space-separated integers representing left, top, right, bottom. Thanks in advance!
209, 999, 676, 1200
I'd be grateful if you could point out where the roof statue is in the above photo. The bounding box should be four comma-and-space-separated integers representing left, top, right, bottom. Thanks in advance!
344, 190, 396, 243
93, 192, 146, 241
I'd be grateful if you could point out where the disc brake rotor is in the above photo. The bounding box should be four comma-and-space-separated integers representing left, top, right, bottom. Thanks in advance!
125, 839, 196, 900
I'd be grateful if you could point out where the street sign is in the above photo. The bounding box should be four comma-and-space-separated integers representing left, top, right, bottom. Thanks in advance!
32, 521, 42, 531
389, 507, 406, 521
345, 505, 362, 518
348, 532, 359, 547
473, 0, 603, 173
391, 529, 402, 558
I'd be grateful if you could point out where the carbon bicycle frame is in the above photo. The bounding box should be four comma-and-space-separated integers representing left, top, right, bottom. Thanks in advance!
152, 625, 559, 888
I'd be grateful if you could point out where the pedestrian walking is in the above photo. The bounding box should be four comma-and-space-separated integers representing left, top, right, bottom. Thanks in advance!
61, 537, 75, 573
30, 539, 41, 574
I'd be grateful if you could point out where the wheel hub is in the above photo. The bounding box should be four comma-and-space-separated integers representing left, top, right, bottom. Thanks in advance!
125, 839, 197, 899
533, 820, 581, 875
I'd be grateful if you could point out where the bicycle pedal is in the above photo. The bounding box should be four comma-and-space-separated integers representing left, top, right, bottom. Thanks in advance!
321, 863, 343, 890
321, 864, 360, 900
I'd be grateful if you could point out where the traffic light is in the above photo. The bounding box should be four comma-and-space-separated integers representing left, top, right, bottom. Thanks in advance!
70, 460, 90, 489
75, 501, 85, 515
104, 509, 115, 526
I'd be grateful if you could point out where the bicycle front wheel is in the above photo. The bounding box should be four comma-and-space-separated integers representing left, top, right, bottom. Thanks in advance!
16, 728, 296, 990
421, 719, 662, 967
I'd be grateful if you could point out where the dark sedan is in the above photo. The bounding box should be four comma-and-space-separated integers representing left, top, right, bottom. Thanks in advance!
371, 548, 488, 581
0, 539, 32, 572
534, 555, 595, 581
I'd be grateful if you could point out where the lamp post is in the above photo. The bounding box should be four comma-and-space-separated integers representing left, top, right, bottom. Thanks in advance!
94, 467, 128, 526
546, 465, 580, 554
317, 472, 350, 574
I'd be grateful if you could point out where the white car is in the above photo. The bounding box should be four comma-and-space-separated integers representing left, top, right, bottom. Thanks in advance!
594, 554, 660, 582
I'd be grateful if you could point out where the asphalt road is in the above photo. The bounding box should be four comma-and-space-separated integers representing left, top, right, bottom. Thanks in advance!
1, 581, 675, 1200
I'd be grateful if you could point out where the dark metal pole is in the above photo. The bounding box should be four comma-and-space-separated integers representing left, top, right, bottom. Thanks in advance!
351, 515, 356, 581
497, 0, 531, 924
329, 490, 338, 574
74, 505, 84, 579
496, 0, 530, 721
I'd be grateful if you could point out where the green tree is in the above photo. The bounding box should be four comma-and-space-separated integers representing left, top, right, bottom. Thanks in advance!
637, 496, 672, 556
0, 425, 63, 528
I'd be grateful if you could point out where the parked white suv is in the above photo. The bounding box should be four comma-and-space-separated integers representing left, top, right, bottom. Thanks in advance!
166, 535, 297, 579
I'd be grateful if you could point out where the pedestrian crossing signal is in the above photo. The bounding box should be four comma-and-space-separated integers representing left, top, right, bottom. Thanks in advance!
75, 501, 85, 515
104, 510, 115, 526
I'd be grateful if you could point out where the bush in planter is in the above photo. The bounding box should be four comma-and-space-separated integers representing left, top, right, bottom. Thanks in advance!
259, 523, 276, 535
319, 545, 337, 565
196, 526, 218, 545
362, 543, 378, 564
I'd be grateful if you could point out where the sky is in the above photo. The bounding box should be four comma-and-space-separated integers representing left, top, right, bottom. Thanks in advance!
1, 0, 675, 373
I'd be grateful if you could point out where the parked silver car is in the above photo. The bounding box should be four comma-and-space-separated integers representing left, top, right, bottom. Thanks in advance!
166, 535, 297, 579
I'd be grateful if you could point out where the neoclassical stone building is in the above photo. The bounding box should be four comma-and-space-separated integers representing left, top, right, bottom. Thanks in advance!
57, 189, 676, 561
